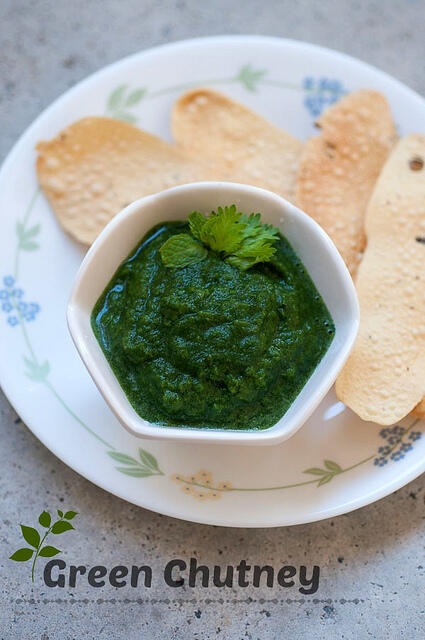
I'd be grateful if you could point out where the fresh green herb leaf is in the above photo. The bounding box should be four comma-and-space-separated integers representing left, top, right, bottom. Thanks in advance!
225, 212, 280, 269
160, 233, 207, 268
197, 206, 279, 270
226, 233, 277, 271
198, 205, 246, 254
188, 211, 207, 240
161, 206, 279, 271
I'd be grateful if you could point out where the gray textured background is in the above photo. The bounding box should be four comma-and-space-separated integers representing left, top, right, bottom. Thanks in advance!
1, 1, 424, 638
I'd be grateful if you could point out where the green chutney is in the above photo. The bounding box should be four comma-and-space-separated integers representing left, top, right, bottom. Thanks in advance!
91, 221, 334, 430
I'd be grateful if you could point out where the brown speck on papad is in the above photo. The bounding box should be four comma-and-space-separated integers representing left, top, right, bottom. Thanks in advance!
296, 90, 397, 275
336, 135, 425, 425
36, 117, 227, 245
172, 88, 303, 203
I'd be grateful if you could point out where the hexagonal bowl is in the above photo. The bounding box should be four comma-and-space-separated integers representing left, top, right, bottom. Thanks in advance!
67, 182, 359, 446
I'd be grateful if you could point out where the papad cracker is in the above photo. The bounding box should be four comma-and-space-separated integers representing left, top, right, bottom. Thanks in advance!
336, 135, 425, 425
412, 397, 425, 419
172, 89, 303, 202
37, 117, 225, 245
296, 90, 397, 274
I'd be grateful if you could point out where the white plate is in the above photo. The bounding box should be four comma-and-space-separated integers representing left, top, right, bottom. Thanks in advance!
0, 35, 423, 527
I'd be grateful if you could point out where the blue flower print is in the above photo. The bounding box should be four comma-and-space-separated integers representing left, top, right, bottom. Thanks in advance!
1, 275, 41, 327
378, 445, 391, 456
7, 315, 19, 327
303, 77, 314, 91
303, 77, 346, 118
390, 426, 405, 436
374, 456, 388, 467
379, 425, 405, 442
375, 423, 421, 466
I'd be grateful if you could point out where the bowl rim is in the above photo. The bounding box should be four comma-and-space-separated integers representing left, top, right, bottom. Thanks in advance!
67, 181, 359, 446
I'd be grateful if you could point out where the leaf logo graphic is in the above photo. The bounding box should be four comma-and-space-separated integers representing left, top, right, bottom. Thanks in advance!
9, 509, 77, 581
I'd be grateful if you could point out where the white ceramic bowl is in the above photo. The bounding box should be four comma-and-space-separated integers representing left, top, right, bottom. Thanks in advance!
67, 182, 359, 446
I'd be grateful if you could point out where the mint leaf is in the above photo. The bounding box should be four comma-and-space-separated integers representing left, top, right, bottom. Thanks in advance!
160, 234, 207, 268
242, 212, 279, 242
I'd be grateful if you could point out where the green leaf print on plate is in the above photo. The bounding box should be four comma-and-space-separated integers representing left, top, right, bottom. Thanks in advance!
105, 83, 147, 123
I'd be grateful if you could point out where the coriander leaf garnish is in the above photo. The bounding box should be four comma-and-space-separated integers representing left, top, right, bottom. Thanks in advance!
230, 212, 280, 270
198, 205, 246, 254
188, 211, 207, 240
160, 206, 280, 270
242, 212, 279, 243
160, 233, 207, 268
226, 235, 277, 271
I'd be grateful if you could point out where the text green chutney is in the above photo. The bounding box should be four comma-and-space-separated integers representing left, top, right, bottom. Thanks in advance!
92, 221, 334, 430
